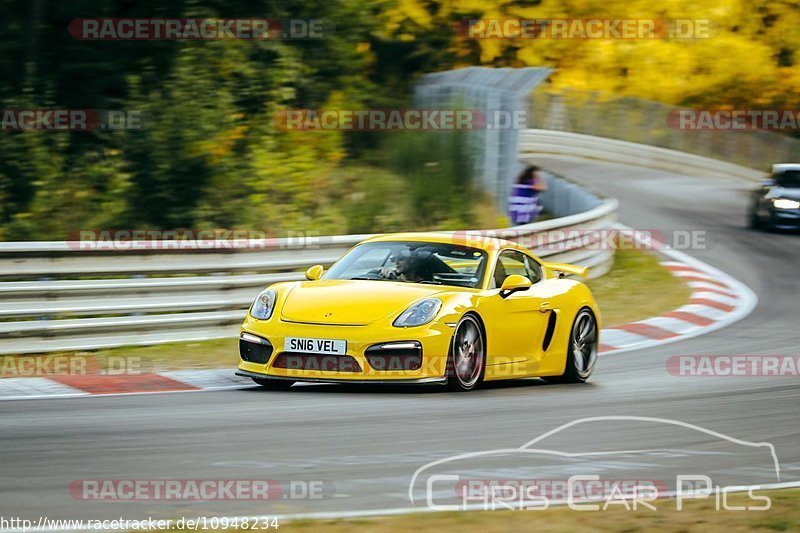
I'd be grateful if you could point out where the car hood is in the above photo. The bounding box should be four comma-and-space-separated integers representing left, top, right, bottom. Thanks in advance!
280, 280, 445, 325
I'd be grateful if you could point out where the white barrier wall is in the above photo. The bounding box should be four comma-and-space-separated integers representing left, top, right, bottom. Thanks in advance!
520, 129, 766, 181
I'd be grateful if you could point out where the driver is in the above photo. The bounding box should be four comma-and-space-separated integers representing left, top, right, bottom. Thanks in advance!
380, 251, 427, 282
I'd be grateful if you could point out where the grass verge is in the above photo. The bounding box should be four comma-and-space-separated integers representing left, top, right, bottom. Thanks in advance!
1, 248, 690, 375
274, 488, 800, 533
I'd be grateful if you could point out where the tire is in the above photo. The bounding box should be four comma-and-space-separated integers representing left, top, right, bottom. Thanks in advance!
543, 308, 597, 384
749, 205, 763, 229
446, 314, 486, 391
749, 200, 772, 230
252, 377, 295, 390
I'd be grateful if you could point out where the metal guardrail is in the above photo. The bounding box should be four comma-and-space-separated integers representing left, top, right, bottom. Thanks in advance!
415, 67, 553, 212
0, 195, 618, 355
520, 129, 766, 181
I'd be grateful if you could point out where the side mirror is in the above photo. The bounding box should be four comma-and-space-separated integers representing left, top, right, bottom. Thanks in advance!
305, 264, 324, 281
499, 274, 532, 298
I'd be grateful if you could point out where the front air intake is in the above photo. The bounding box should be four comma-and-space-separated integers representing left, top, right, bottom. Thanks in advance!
239, 334, 274, 364
365, 341, 423, 371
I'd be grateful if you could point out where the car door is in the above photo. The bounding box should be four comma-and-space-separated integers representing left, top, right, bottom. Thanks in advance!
479, 249, 552, 379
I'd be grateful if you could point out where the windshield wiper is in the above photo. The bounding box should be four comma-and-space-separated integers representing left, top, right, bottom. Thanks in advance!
349, 276, 380, 280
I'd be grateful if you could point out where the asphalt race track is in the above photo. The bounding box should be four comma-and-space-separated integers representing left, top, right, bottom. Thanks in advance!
2, 159, 799, 521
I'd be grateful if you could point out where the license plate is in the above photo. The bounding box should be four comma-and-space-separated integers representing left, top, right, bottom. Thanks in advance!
284, 337, 347, 355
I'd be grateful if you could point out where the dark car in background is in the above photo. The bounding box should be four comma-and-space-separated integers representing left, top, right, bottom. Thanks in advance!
749, 164, 800, 230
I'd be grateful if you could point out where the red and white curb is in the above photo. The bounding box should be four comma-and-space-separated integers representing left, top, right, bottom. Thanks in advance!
0, 369, 250, 401
600, 260, 757, 354
600, 225, 757, 355
0, 238, 757, 401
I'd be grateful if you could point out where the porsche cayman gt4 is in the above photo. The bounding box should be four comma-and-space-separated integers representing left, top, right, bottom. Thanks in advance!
236, 232, 600, 391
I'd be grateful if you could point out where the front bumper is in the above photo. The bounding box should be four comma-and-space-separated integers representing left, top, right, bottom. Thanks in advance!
766, 208, 800, 229
238, 316, 453, 382
235, 369, 447, 385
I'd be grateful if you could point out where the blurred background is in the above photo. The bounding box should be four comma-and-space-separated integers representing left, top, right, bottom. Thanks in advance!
0, 0, 799, 241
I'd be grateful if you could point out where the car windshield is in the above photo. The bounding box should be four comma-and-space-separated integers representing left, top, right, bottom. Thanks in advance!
774, 170, 800, 188
325, 241, 487, 289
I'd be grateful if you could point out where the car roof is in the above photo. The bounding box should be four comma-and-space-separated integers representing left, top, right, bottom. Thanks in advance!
772, 163, 800, 173
361, 231, 531, 253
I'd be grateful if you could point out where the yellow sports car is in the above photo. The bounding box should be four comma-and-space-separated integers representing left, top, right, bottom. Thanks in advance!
236, 232, 600, 391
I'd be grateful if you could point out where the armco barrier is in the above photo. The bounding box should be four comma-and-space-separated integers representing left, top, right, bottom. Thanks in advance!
520, 129, 767, 181
0, 196, 617, 355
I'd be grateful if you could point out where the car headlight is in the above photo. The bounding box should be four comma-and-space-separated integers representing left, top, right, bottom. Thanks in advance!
393, 298, 442, 327
250, 289, 277, 320
772, 198, 800, 210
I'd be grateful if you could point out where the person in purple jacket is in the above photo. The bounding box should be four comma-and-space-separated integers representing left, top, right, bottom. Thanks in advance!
508, 165, 548, 225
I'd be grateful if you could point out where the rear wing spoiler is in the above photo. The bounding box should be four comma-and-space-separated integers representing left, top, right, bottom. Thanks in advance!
543, 262, 589, 279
